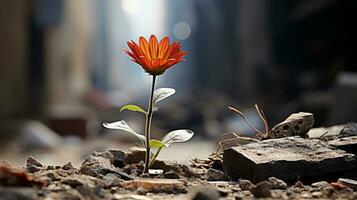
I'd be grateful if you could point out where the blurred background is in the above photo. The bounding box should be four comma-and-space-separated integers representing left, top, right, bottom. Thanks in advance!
0, 0, 356, 166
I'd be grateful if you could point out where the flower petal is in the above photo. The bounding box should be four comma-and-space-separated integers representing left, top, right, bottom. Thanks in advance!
139, 36, 151, 60
149, 35, 159, 59
158, 37, 169, 59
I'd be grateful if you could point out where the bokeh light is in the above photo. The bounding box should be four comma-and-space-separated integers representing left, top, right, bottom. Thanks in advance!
173, 21, 191, 40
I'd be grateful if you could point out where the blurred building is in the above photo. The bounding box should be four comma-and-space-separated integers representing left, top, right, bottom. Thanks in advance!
0, 0, 356, 141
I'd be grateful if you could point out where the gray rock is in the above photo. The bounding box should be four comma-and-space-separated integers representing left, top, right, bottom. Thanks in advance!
80, 155, 112, 177
269, 112, 314, 139
268, 177, 287, 189
103, 173, 122, 188
136, 187, 148, 195
239, 179, 254, 190
140, 173, 150, 178
206, 168, 227, 181
342, 122, 357, 135
181, 164, 201, 178
26, 156, 42, 173
338, 178, 357, 190
164, 170, 180, 179
26, 157, 42, 167
150, 160, 181, 173
308, 125, 344, 138
26, 165, 40, 173
311, 181, 330, 188
250, 181, 272, 198
46, 166, 55, 170
108, 150, 126, 168
224, 136, 356, 182
191, 188, 221, 200
125, 147, 146, 164
328, 136, 357, 155
80, 155, 133, 180
62, 162, 74, 170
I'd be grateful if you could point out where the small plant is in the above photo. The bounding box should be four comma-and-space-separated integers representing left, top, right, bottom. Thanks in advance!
103, 35, 194, 173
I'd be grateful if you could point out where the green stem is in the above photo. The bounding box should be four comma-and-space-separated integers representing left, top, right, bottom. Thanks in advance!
143, 75, 156, 173
150, 147, 163, 166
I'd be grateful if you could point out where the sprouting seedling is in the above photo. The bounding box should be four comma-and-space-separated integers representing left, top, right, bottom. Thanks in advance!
103, 88, 194, 168
103, 35, 193, 173
228, 104, 270, 140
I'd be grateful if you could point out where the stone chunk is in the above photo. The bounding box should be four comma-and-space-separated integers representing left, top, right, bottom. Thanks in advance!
328, 136, 357, 154
223, 137, 356, 183
338, 178, 357, 190
269, 112, 314, 138
79, 155, 133, 180
342, 122, 357, 135
125, 147, 146, 164
26, 157, 42, 167
26, 157, 42, 173
62, 162, 74, 170
268, 177, 287, 190
191, 188, 221, 200
80, 155, 112, 177
149, 160, 181, 173
206, 168, 227, 181
311, 181, 330, 188
250, 181, 272, 198
238, 179, 254, 190
308, 125, 344, 138
108, 150, 126, 168
164, 170, 179, 179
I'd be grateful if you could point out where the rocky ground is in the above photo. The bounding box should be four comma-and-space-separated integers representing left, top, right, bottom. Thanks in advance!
0, 147, 356, 200
1, 122, 357, 200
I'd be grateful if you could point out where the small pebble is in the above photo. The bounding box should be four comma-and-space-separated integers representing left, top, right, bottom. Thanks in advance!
311, 181, 330, 188
27, 157, 43, 167
136, 187, 147, 195
164, 170, 180, 179
62, 162, 74, 170
268, 177, 287, 190
140, 173, 150, 178
192, 188, 220, 200
239, 179, 254, 190
338, 178, 357, 191
251, 181, 272, 198
206, 168, 227, 181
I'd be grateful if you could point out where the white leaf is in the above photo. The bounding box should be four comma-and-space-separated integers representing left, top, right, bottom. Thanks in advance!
103, 120, 146, 143
153, 88, 175, 105
161, 129, 194, 147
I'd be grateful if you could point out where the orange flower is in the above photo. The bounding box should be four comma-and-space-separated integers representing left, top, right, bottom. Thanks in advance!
125, 35, 187, 76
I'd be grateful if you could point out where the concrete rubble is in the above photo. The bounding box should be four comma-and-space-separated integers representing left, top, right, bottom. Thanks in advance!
223, 136, 356, 182
1, 123, 357, 199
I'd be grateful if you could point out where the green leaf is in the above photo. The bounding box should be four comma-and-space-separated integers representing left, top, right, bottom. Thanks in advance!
120, 104, 146, 114
103, 120, 146, 146
149, 139, 166, 148
153, 88, 176, 105
161, 130, 194, 147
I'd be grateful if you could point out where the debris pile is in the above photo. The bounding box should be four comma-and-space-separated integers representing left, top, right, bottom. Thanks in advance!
0, 122, 357, 199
